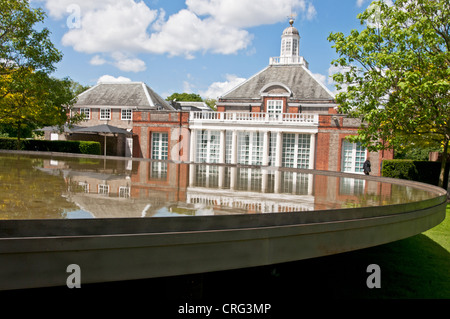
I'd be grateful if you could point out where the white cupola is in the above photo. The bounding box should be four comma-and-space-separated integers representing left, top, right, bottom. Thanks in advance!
281, 19, 300, 58
270, 19, 308, 68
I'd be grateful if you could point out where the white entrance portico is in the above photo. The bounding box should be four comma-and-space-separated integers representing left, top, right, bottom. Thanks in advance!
189, 112, 318, 168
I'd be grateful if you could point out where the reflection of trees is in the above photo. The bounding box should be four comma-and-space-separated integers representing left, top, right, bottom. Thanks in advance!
0, 155, 77, 219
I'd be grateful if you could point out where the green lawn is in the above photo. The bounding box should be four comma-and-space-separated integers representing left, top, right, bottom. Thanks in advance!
197, 205, 450, 299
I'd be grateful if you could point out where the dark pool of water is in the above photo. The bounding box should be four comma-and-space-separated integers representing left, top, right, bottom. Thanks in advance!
0, 153, 437, 220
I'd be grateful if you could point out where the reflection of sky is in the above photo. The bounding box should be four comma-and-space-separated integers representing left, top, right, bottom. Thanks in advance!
63, 210, 95, 219
153, 207, 184, 217
152, 206, 215, 217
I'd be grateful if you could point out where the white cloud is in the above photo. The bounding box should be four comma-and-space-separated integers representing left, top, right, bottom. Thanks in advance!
40, 0, 317, 71
186, 0, 316, 28
356, 0, 366, 7
200, 74, 247, 99
90, 55, 107, 66
110, 53, 147, 72
97, 75, 132, 84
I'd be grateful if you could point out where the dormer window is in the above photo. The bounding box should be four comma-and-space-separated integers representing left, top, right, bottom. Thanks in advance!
267, 100, 283, 114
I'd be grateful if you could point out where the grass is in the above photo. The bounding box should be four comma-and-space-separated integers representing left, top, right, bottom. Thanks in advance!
190, 205, 450, 300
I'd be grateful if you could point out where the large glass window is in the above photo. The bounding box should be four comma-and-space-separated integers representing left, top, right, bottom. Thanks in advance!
237, 131, 263, 165
151, 132, 168, 160
341, 140, 367, 173
196, 130, 220, 163
282, 133, 311, 169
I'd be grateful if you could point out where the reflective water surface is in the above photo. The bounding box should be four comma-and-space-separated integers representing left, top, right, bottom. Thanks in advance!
0, 153, 438, 220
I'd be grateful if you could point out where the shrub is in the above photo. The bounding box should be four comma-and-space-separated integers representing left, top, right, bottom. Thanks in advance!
382, 159, 449, 186
0, 138, 101, 155
0, 137, 20, 150
79, 141, 101, 155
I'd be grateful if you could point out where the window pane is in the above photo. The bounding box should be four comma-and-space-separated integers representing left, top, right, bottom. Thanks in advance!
152, 132, 168, 160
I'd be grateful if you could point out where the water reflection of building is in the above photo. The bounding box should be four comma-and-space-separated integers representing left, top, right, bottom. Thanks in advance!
27, 151, 439, 219
187, 165, 316, 213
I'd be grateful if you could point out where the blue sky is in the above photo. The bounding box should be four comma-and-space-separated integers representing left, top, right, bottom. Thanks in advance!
32, 0, 373, 100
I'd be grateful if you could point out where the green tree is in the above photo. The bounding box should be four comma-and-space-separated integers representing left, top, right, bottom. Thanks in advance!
70, 80, 91, 96
328, 0, 450, 187
0, 0, 81, 146
0, 0, 61, 77
166, 92, 203, 102
0, 69, 80, 147
204, 98, 217, 111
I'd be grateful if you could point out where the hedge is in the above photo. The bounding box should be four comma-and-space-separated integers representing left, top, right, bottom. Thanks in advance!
382, 159, 449, 187
0, 138, 101, 155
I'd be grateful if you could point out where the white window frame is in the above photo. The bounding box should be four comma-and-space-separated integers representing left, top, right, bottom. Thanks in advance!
100, 108, 111, 120
237, 131, 263, 165
282, 133, 311, 169
121, 109, 132, 120
196, 130, 220, 163
98, 184, 109, 196
119, 186, 130, 198
267, 100, 283, 114
151, 132, 169, 160
80, 108, 90, 120
341, 140, 367, 174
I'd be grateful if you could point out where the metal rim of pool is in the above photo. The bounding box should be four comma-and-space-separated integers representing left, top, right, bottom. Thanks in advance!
0, 150, 447, 290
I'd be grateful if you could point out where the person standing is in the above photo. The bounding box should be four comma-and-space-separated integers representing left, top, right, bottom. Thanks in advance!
363, 159, 371, 175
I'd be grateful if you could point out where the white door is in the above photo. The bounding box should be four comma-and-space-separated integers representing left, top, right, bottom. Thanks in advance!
125, 137, 133, 157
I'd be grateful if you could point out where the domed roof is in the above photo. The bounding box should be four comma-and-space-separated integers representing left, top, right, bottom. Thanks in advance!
282, 19, 299, 36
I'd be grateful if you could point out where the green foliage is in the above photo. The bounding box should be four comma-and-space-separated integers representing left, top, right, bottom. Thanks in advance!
0, 137, 18, 150
382, 159, 449, 186
394, 146, 440, 160
78, 141, 101, 155
0, 0, 62, 75
166, 92, 203, 102
328, 0, 450, 186
0, 138, 101, 155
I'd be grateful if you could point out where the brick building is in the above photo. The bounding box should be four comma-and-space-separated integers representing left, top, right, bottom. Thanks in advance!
56, 20, 392, 176
188, 20, 393, 176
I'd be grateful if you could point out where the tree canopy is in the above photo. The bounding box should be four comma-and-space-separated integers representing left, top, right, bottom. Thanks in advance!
0, 0, 81, 142
166, 92, 203, 102
0, 0, 62, 75
328, 0, 450, 187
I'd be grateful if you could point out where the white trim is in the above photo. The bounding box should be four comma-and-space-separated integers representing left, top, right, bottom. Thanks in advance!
259, 82, 292, 96
142, 83, 155, 107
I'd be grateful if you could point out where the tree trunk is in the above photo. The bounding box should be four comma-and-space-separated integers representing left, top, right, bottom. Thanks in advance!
438, 139, 449, 189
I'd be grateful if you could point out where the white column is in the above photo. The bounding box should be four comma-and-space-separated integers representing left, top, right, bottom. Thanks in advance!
262, 131, 269, 166
275, 132, 283, 167
190, 129, 196, 163
309, 133, 316, 170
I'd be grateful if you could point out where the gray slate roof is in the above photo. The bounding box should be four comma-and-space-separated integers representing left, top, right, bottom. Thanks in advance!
75, 82, 174, 110
221, 65, 335, 101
